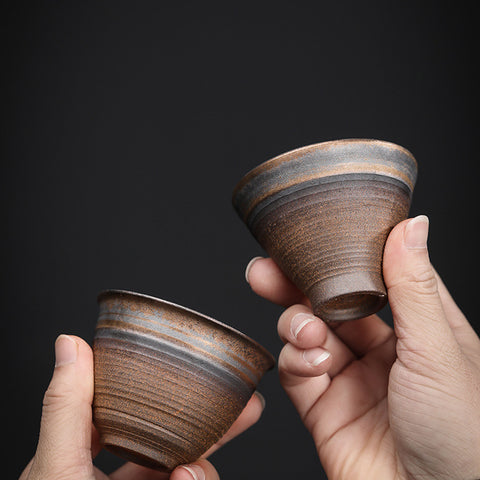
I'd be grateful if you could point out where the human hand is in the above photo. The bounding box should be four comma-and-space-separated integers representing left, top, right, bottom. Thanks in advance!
19, 335, 265, 480
246, 215, 480, 480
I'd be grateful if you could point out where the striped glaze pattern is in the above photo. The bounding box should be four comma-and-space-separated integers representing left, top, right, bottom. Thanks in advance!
93, 290, 275, 472
233, 139, 417, 322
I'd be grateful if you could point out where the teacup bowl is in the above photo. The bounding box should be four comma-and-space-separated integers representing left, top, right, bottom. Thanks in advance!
233, 139, 417, 322
93, 290, 275, 472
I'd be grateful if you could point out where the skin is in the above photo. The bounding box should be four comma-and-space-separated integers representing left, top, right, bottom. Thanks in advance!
19, 334, 265, 480
246, 216, 480, 480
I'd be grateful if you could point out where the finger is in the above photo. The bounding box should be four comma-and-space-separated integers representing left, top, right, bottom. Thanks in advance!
109, 463, 169, 480
279, 343, 332, 377
245, 257, 307, 307
111, 459, 220, 480
28, 335, 94, 478
383, 216, 462, 370
278, 349, 331, 426
329, 314, 394, 358
173, 459, 220, 480
277, 307, 328, 347
277, 304, 356, 377
202, 391, 265, 457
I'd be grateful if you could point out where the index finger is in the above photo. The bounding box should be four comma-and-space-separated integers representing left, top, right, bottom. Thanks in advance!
246, 257, 308, 308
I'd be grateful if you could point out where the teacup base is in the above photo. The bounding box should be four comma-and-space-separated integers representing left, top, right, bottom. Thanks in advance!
309, 271, 388, 322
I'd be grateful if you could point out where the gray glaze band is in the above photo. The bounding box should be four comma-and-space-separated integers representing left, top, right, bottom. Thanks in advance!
95, 328, 254, 397
97, 309, 262, 384
246, 172, 411, 229
233, 140, 418, 222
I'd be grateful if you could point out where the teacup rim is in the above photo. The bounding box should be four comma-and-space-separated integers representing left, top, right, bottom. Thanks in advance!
97, 289, 275, 368
232, 138, 417, 198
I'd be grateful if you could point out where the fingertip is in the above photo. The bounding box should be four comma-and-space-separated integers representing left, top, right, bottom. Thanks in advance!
404, 215, 429, 250
302, 348, 332, 368
68, 335, 92, 348
384, 218, 410, 256
383, 216, 431, 285
278, 305, 327, 348
245, 256, 264, 284
253, 390, 266, 410
51, 334, 93, 403
247, 257, 306, 306
173, 459, 218, 480
291, 312, 327, 346
55, 335, 93, 361
384, 216, 430, 257
54, 335, 78, 367
245, 256, 271, 286
279, 343, 332, 378
175, 465, 206, 480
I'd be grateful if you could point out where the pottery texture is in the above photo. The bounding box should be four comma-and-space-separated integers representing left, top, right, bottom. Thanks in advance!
93, 290, 275, 472
233, 139, 417, 322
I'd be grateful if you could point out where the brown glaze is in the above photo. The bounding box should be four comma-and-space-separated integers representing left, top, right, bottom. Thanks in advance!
233, 139, 417, 322
93, 290, 275, 472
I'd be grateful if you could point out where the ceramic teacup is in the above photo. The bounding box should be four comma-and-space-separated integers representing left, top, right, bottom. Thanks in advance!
93, 290, 275, 471
232, 139, 417, 322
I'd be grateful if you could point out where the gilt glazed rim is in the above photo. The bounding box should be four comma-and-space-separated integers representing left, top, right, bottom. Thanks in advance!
97, 289, 275, 368
232, 138, 418, 223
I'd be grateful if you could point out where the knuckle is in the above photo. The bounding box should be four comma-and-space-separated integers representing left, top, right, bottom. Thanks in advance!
42, 381, 75, 415
410, 264, 437, 287
397, 263, 439, 296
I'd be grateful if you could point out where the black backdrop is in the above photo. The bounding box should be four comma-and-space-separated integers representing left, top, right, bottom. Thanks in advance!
3, 2, 478, 479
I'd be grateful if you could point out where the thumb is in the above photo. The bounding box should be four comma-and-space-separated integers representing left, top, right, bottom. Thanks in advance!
29, 335, 94, 479
383, 216, 459, 369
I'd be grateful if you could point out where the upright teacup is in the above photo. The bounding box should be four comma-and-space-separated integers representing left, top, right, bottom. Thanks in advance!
93, 290, 275, 471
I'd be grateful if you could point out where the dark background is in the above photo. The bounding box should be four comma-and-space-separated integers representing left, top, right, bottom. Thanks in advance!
2, 1, 478, 479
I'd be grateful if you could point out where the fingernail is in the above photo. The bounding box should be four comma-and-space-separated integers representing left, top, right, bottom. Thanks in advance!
303, 348, 331, 367
55, 335, 78, 367
179, 465, 205, 480
245, 256, 263, 284
404, 215, 429, 249
290, 312, 316, 339
254, 390, 266, 410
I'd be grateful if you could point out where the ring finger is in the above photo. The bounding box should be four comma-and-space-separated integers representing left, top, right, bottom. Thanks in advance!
278, 304, 357, 377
